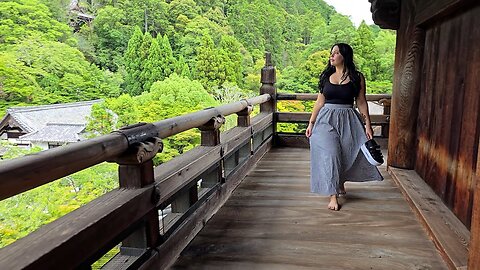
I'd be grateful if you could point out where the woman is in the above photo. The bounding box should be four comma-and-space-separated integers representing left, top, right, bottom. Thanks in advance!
305, 43, 383, 211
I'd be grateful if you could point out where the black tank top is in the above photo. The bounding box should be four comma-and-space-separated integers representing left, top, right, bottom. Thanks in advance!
322, 80, 357, 105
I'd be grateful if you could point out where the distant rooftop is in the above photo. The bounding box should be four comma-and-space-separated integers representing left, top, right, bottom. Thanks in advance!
20, 123, 86, 143
5, 100, 102, 133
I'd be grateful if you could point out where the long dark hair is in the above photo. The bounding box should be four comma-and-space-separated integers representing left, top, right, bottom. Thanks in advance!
318, 43, 361, 96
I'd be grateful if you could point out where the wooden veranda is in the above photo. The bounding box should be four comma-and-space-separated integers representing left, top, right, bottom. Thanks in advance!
171, 146, 449, 270
1, 0, 480, 269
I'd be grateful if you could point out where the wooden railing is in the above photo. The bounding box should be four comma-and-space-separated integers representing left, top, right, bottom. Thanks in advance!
0, 97, 275, 269
0, 52, 391, 269
275, 93, 391, 147
0, 52, 277, 269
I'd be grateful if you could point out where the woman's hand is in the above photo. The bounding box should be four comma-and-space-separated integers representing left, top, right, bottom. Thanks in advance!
305, 123, 313, 138
365, 125, 373, 140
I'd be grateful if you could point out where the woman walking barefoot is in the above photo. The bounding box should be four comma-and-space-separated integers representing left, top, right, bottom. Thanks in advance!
305, 43, 383, 211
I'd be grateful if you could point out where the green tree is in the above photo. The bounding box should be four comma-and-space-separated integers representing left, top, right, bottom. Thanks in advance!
124, 26, 144, 96
353, 21, 376, 80
323, 13, 357, 47
175, 55, 191, 78
160, 35, 176, 79
142, 37, 163, 91
91, 5, 130, 71
0, 0, 72, 45
195, 34, 224, 90
218, 36, 243, 86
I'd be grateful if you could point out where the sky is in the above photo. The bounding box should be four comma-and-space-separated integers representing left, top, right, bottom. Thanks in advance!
322, 0, 374, 27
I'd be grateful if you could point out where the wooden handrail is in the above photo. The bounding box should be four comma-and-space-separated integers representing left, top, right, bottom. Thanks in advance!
277, 92, 392, 102
0, 187, 155, 269
0, 94, 271, 201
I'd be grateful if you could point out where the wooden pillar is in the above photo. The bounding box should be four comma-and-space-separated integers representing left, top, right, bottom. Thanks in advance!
260, 52, 276, 113
387, 0, 425, 169
468, 140, 480, 268
114, 137, 163, 254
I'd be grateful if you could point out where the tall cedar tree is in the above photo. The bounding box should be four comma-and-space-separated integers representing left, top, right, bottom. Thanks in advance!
124, 27, 144, 96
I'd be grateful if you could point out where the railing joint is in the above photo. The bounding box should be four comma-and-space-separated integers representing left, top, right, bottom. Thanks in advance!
113, 122, 159, 146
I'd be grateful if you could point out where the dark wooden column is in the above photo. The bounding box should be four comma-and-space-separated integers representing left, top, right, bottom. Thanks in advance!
386, 0, 425, 169
469, 140, 480, 268
260, 52, 276, 113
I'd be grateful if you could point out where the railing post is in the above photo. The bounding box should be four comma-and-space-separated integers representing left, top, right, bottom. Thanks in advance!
381, 98, 391, 138
111, 132, 163, 258
171, 116, 225, 214
198, 116, 225, 146
236, 105, 253, 127
200, 116, 224, 187
260, 52, 277, 113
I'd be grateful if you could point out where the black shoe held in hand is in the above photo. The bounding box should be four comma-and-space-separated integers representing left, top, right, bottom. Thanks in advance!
361, 139, 384, 166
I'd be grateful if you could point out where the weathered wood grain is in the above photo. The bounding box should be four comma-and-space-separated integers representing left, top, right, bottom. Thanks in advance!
415, 4, 480, 227
172, 147, 448, 269
387, 0, 425, 169
469, 137, 480, 269
389, 167, 469, 269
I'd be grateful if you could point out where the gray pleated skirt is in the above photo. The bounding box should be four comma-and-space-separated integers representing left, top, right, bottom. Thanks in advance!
309, 103, 383, 196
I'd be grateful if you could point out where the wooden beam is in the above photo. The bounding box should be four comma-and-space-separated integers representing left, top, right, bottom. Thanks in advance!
0, 133, 128, 201
275, 112, 310, 123
154, 146, 222, 207
369, 0, 401, 30
276, 93, 392, 102
275, 112, 389, 125
414, 0, 478, 26
389, 167, 469, 269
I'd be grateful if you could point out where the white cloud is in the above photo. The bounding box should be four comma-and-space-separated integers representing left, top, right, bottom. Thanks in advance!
323, 0, 374, 27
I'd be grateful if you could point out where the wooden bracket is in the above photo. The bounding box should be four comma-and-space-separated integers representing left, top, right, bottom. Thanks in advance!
110, 137, 163, 165
236, 104, 253, 127
198, 116, 225, 146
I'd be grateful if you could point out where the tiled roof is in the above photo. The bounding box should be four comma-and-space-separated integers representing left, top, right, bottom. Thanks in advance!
19, 123, 86, 143
6, 100, 101, 133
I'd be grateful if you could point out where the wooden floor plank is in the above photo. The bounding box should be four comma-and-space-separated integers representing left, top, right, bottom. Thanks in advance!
171, 146, 448, 269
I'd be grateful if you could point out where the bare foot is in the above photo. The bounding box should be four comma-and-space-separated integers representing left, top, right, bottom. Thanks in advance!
328, 195, 339, 211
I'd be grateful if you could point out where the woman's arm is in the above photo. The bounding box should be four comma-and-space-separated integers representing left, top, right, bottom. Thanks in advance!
305, 93, 325, 137
355, 73, 373, 140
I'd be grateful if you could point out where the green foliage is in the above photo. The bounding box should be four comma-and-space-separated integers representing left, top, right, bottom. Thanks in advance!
0, 142, 118, 248
124, 26, 144, 95
0, 39, 121, 113
0, 0, 72, 45
366, 80, 393, 94
142, 37, 163, 91
277, 50, 329, 93
277, 100, 307, 133
195, 34, 224, 89
91, 6, 131, 71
